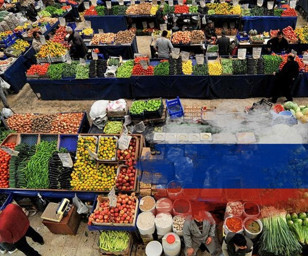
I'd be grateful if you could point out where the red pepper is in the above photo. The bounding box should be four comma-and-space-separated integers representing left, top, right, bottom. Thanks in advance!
174, 5, 189, 14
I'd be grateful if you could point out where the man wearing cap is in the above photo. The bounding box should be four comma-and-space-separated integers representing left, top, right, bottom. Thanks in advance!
156, 5, 166, 28
222, 233, 253, 256
183, 210, 221, 256
216, 30, 230, 56
204, 20, 217, 44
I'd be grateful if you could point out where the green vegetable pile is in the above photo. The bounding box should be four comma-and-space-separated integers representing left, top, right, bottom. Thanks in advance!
274, 8, 283, 17
263, 55, 282, 74
45, 6, 64, 16
53, 9, 65, 16
62, 62, 78, 78
146, 99, 162, 112
287, 212, 308, 245
112, 5, 127, 15
24, 141, 57, 189
221, 58, 233, 75
130, 100, 147, 115
189, 6, 198, 14
103, 121, 123, 134
99, 231, 130, 253
117, 60, 134, 78
193, 64, 208, 75
0, 128, 15, 143
208, 10, 215, 15
108, 58, 120, 66
76, 64, 89, 79
48, 63, 64, 80
232, 59, 247, 74
154, 62, 170, 76
38, 10, 51, 17
95, 6, 106, 16
207, 45, 218, 52
163, 4, 174, 15
250, 6, 265, 16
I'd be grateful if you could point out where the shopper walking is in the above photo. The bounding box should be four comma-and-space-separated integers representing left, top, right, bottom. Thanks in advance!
183, 210, 221, 256
222, 233, 253, 256
270, 53, 299, 103
154, 30, 173, 59
0, 204, 44, 256
216, 30, 230, 56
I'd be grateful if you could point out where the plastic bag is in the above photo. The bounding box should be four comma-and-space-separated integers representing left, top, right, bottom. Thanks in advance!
1, 108, 13, 118
89, 100, 109, 120
34, 193, 49, 211
72, 194, 89, 214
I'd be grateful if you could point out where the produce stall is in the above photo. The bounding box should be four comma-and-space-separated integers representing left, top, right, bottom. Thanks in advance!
84, 15, 128, 33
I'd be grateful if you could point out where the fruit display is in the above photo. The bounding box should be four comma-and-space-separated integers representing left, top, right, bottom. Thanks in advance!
169, 57, 182, 75
232, 59, 247, 75
154, 61, 169, 76
95, 6, 106, 16
98, 136, 117, 161
230, 5, 241, 15
99, 231, 130, 253
132, 64, 154, 76
12, 39, 29, 53
191, 30, 205, 44
103, 121, 123, 134
281, 8, 297, 17
208, 61, 222, 75
88, 193, 137, 225
283, 26, 298, 42
36, 41, 67, 58
7, 113, 84, 134
108, 58, 120, 66
117, 137, 138, 166
263, 55, 283, 74
163, 4, 174, 15
274, 8, 284, 17
0, 143, 16, 188
295, 26, 308, 43
206, 3, 236, 15
91, 33, 116, 45
130, 100, 146, 115
76, 64, 89, 79
47, 63, 64, 80
283, 101, 308, 123
193, 64, 208, 75
115, 30, 135, 44
38, 10, 52, 17
26, 63, 50, 77
45, 6, 66, 16
51, 26, 69, 48
250, 6, 265, 16
112, 5, 127, 15
221, 58, 233, 75
146, 99, 162, 112
84, 6, 98, 16
116, 166, 136, 191
82, 28, 94, 37
172, 31, 191, 44
174, 5, 189, 14
279, 54, 304, 71
117, 60, 134, 78
150, 5, 158, 16
182, 60, 193, 75
126, 3, 152, 15
270, 29, 279, 38
189, 6, 198, 14
97, 164, 117, 190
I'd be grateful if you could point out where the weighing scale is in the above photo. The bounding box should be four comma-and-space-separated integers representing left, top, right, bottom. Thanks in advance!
41, 198, 70, 223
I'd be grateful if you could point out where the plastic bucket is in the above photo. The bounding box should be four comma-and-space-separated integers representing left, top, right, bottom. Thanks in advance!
162, 233, 181, 256
146, 241, 163, 256
156, 198, 173, 214
155, 213, 173, 236
243, 217, 263, 239
172, 199, 191, 217
137, 212, 155, 236
223, 216, 243, 235
139, 196, 156, 214
167, 180, 183, 200
243, 202, 260, 218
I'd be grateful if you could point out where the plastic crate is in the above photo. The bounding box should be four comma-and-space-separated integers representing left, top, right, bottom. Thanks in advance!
78, 112, 90, 133
166, 96, 184, 118
58, 134, 78, 152
40, 134, 58, 143
20, 134, 39, 146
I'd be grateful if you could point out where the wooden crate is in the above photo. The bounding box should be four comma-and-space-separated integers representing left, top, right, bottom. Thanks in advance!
100, 233, 133, 256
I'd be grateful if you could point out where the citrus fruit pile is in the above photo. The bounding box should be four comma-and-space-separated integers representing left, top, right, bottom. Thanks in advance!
98, 137, 117, 161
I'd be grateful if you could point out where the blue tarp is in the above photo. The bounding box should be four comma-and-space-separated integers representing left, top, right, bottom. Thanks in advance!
242, 16, 297, 33
84, 15, 128, 33
28, 73, 308, 100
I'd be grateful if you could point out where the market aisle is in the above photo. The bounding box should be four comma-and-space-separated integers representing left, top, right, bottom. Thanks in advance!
11, 214, 99, 256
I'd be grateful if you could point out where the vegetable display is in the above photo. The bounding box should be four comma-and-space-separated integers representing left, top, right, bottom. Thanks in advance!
112, 5, 127, 15
103, 121, 123, 134
263, 55, 282, 74
182, 60, 193, 75
193, 64, 208, 75
95, 6, 106, 16
295, 26, 308, 43
174, 5, 189, 14
117, 137, 138, 166
208, 61, 222, 75
279, 54, 304, 71
132, 64, 154, 76
48, 63, 64, 80
117, 60, 134, 78
116, 166, 136, 191
62, 62, 78, 78
232, 59, 247, 75
287, 212, 308, 245
172, 31, 191, 44
283, 101, 308, 123
91, 33, 115, 45
154, 61, 170, 76
245, 219, 261, 233
126, 3, 152, 15
115, 30, 135, 44
169, 58, 182, 75
130, 101, 146, 115
26, 63, 50, 77
76, 64, 89, 79
36, 41, 67, 58
0, 143, 15, 188
98, 137, 117, 161
225, 217, 243, 232
99, 231, 130, 253
282, 26, 298, 42
221, 58, 233, 75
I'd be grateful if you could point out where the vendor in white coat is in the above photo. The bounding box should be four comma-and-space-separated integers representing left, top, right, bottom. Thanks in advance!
183, 210, 221, 256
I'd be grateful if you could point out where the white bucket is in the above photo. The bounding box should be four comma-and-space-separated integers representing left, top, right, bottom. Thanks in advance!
243, 218, 263, 239
137, 212, 155, 236
162, 232, 181, 256
156, 198, 173, 214
139, 196, 156, 214
146, 241, 163, 256
223, 216, 243, 235
155, 213, 173, 236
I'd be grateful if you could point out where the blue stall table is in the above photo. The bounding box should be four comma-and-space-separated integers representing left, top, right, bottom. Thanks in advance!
242, 16, 297, 33
84, 15, 128, 33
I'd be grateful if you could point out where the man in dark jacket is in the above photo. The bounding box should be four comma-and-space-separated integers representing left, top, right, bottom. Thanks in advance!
267, 31, 289, 53
66, 26, 88, 59
271, 53, 299, 103
204, 20, 217, 43
222, 233, 253, 256
155, 5, 165, 28
216, 30, 230, 56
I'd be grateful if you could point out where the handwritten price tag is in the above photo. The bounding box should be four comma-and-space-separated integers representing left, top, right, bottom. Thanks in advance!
252, 47, 261, 59
237, 48, 246, 60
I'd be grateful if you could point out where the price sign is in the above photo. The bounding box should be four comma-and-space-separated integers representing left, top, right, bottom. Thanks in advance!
90, 0, 96, 6
192, 0, 197, 6
142, 21, 148, 29
303, 54, 308, 64
92, 51, 98, 60
131, 0, 135, 5
124, 115, 132, 126
39, 35, 46, 45
290, 0, 296, 9
160, 24, 167, 31
291, 49, 297, 56
149, 22, 155, 28
108, 188, 117, 207
168, 0, 173, 7
58, 153, 73, 168
152, 0, 157, 5
257, 0, 263, 7
140, 60, 149, 69
67, 55, 72, 64
196, 54, 204, 65
267, 1, 274, 9
210, 0, 214, 3
140, 0, 145, 3
40, 26, 47, 34
0, 146, 19, 156
85, 21, 91, 28
119, 0, 124, 5
252, 47, 262, 59
242, 3, 249, 9
119, 133, 132, 150
200, 0, 205, 8
232, 0, 239, 6
87, 147, 98, 160
238, 48, 246, 60
106, 1, 112, 9
178, 0, 183, 5
172, 48, 180, 55
80, 58, 86, 65
59, 17, 66, 27
161, 0, 165, 3
221, 0, 225, 3
84, 1, 90, 9
181, 51, 190, 61
98, 29, 104, 34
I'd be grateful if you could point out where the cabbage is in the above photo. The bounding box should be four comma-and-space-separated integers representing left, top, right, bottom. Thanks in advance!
292, 103, 299, 111
299, 212, 307, 220
284, 101, 294, 110
302, 108, 308, 115
299, 105, 306, 110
